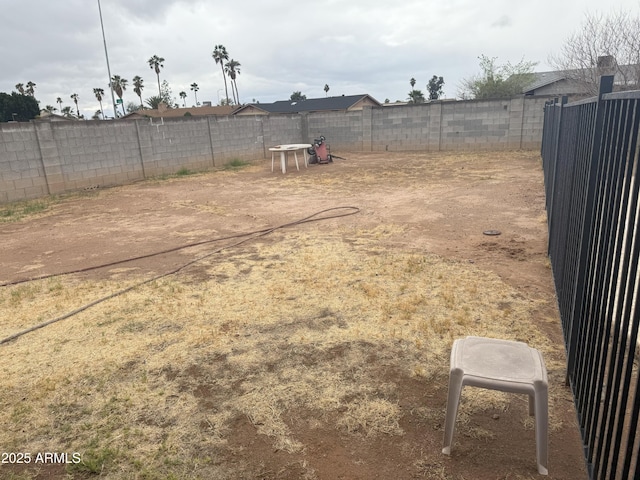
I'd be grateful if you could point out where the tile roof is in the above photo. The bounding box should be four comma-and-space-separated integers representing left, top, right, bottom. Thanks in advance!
235, 94, 380, 114
123, 105, 236, 119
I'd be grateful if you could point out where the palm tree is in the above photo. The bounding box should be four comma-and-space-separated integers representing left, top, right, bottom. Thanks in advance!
410, 77, 416, 89
132, 76, 144, 109
15, 83, 25, 95
70, 93, 80, 117
25, 81, 36, 97
223, 61, 236, 104
179, 91, 187, 107
190, 82, 199, 106
212, 44, 230, 104
93, 88, 105, 119
43, 105, 56, 114
144, 95, 164, 109
224, 59, 241, 104
61, 106, 74, 118
407, 89, 425, 103
110, 75, 128, 116
56, 97, 63, 112
324, 84, 330, 96
147, 55, 165, 96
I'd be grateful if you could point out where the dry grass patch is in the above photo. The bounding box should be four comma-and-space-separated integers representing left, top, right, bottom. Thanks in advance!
0, 221, 553, 478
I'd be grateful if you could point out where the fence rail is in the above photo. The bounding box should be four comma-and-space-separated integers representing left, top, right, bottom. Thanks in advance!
541, 76, 640, 479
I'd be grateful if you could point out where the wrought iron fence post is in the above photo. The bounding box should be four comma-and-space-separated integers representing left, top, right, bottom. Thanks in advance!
547, 96, 569, 255
565, 76, 615, 383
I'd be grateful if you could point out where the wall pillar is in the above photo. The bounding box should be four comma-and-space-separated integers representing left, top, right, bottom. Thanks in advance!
134, 120, 148, 178
508, 96, 526, 149
300, 113, 309, 144
362, 106, 372, 151
427, 102, 443, 151
33, 122, 65, 194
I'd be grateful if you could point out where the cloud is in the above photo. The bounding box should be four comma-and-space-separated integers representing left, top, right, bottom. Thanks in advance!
0, 0, 637, 116
492, 15, 512, 28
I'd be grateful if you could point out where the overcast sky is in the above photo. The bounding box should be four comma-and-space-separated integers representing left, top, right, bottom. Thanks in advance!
1, 0, 638, 118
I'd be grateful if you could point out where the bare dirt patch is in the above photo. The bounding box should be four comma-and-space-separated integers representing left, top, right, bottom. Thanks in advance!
0, 151, 586, 479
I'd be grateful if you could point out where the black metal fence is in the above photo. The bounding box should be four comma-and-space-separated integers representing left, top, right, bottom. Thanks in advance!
541, 76, 640, 479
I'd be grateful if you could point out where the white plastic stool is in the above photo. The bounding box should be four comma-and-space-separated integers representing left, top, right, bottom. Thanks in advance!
442, 336, 548, 475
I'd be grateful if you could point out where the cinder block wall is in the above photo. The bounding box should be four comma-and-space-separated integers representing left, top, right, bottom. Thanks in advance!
261, 115, 303, 150
137, 117, 213, 176
521, 97, 548, 149
44, 121, 143, 193
306, 111, 364, 151
0, 96, 552, 203
0, 123, 48, 202
302, 96, 552, 153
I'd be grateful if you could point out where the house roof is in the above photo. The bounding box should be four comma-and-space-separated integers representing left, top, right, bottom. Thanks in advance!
523, 71, 568, 93
35, 112, 74, 121
233, 94, 381, 115
523, 64, 640, 94
122, 105, 236, 119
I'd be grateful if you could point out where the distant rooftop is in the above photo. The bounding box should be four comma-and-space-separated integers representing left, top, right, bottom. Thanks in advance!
234, 94, 381, 115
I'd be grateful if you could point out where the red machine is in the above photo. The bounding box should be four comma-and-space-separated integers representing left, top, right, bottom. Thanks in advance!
308, 136, 333, 164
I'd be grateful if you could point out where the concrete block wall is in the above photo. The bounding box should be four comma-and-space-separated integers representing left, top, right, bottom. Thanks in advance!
303, 96, 554, 153
209, 115, 265, 164
370, 104, 433, 152
521, 97, 548, 149
138, 117, 213, 175
50, 121, 143, 192
260, 115, 302, 151
440, 99, 513, 150
0, 124, 48, 202
306, 111, 363, 151
1, 96, 554, 204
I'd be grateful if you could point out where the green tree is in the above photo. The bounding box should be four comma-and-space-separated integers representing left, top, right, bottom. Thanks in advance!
427, 75, 445, 100
410, 77, 416, 89
25, 81, 36, 97
70, 93, 80, 117
56, 97, 63, 112
110, 75, 128, 116
148, 55, 165, 96
126, 102, 142, 113
459, 55, 537, 99
15, 83, 24, 95
144, 95, 164, 109
212, 44, 230, 104
179, 91, 187, 107
159, 80, 174, 106
0, 92, 39, 122
290, 91, 306, 102
407, 89, 425, 103
132, 76, 144, 109
60, 106, 74, 118
43, 105, 56, 113
224, 59, 241, 104
93, 88, 105, 119
549, 10, 640, 95
190, 82, 199, 106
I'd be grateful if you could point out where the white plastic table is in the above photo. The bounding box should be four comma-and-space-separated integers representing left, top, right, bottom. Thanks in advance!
268, 144, 312, 174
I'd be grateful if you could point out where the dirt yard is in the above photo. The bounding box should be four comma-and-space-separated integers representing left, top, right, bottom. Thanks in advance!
0, 151, 586, 479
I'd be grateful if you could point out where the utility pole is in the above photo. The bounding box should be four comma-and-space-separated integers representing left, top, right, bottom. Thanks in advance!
97, 0, 118, 119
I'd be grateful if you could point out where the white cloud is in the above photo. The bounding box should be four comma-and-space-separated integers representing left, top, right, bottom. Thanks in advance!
1, 0, 639, 116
